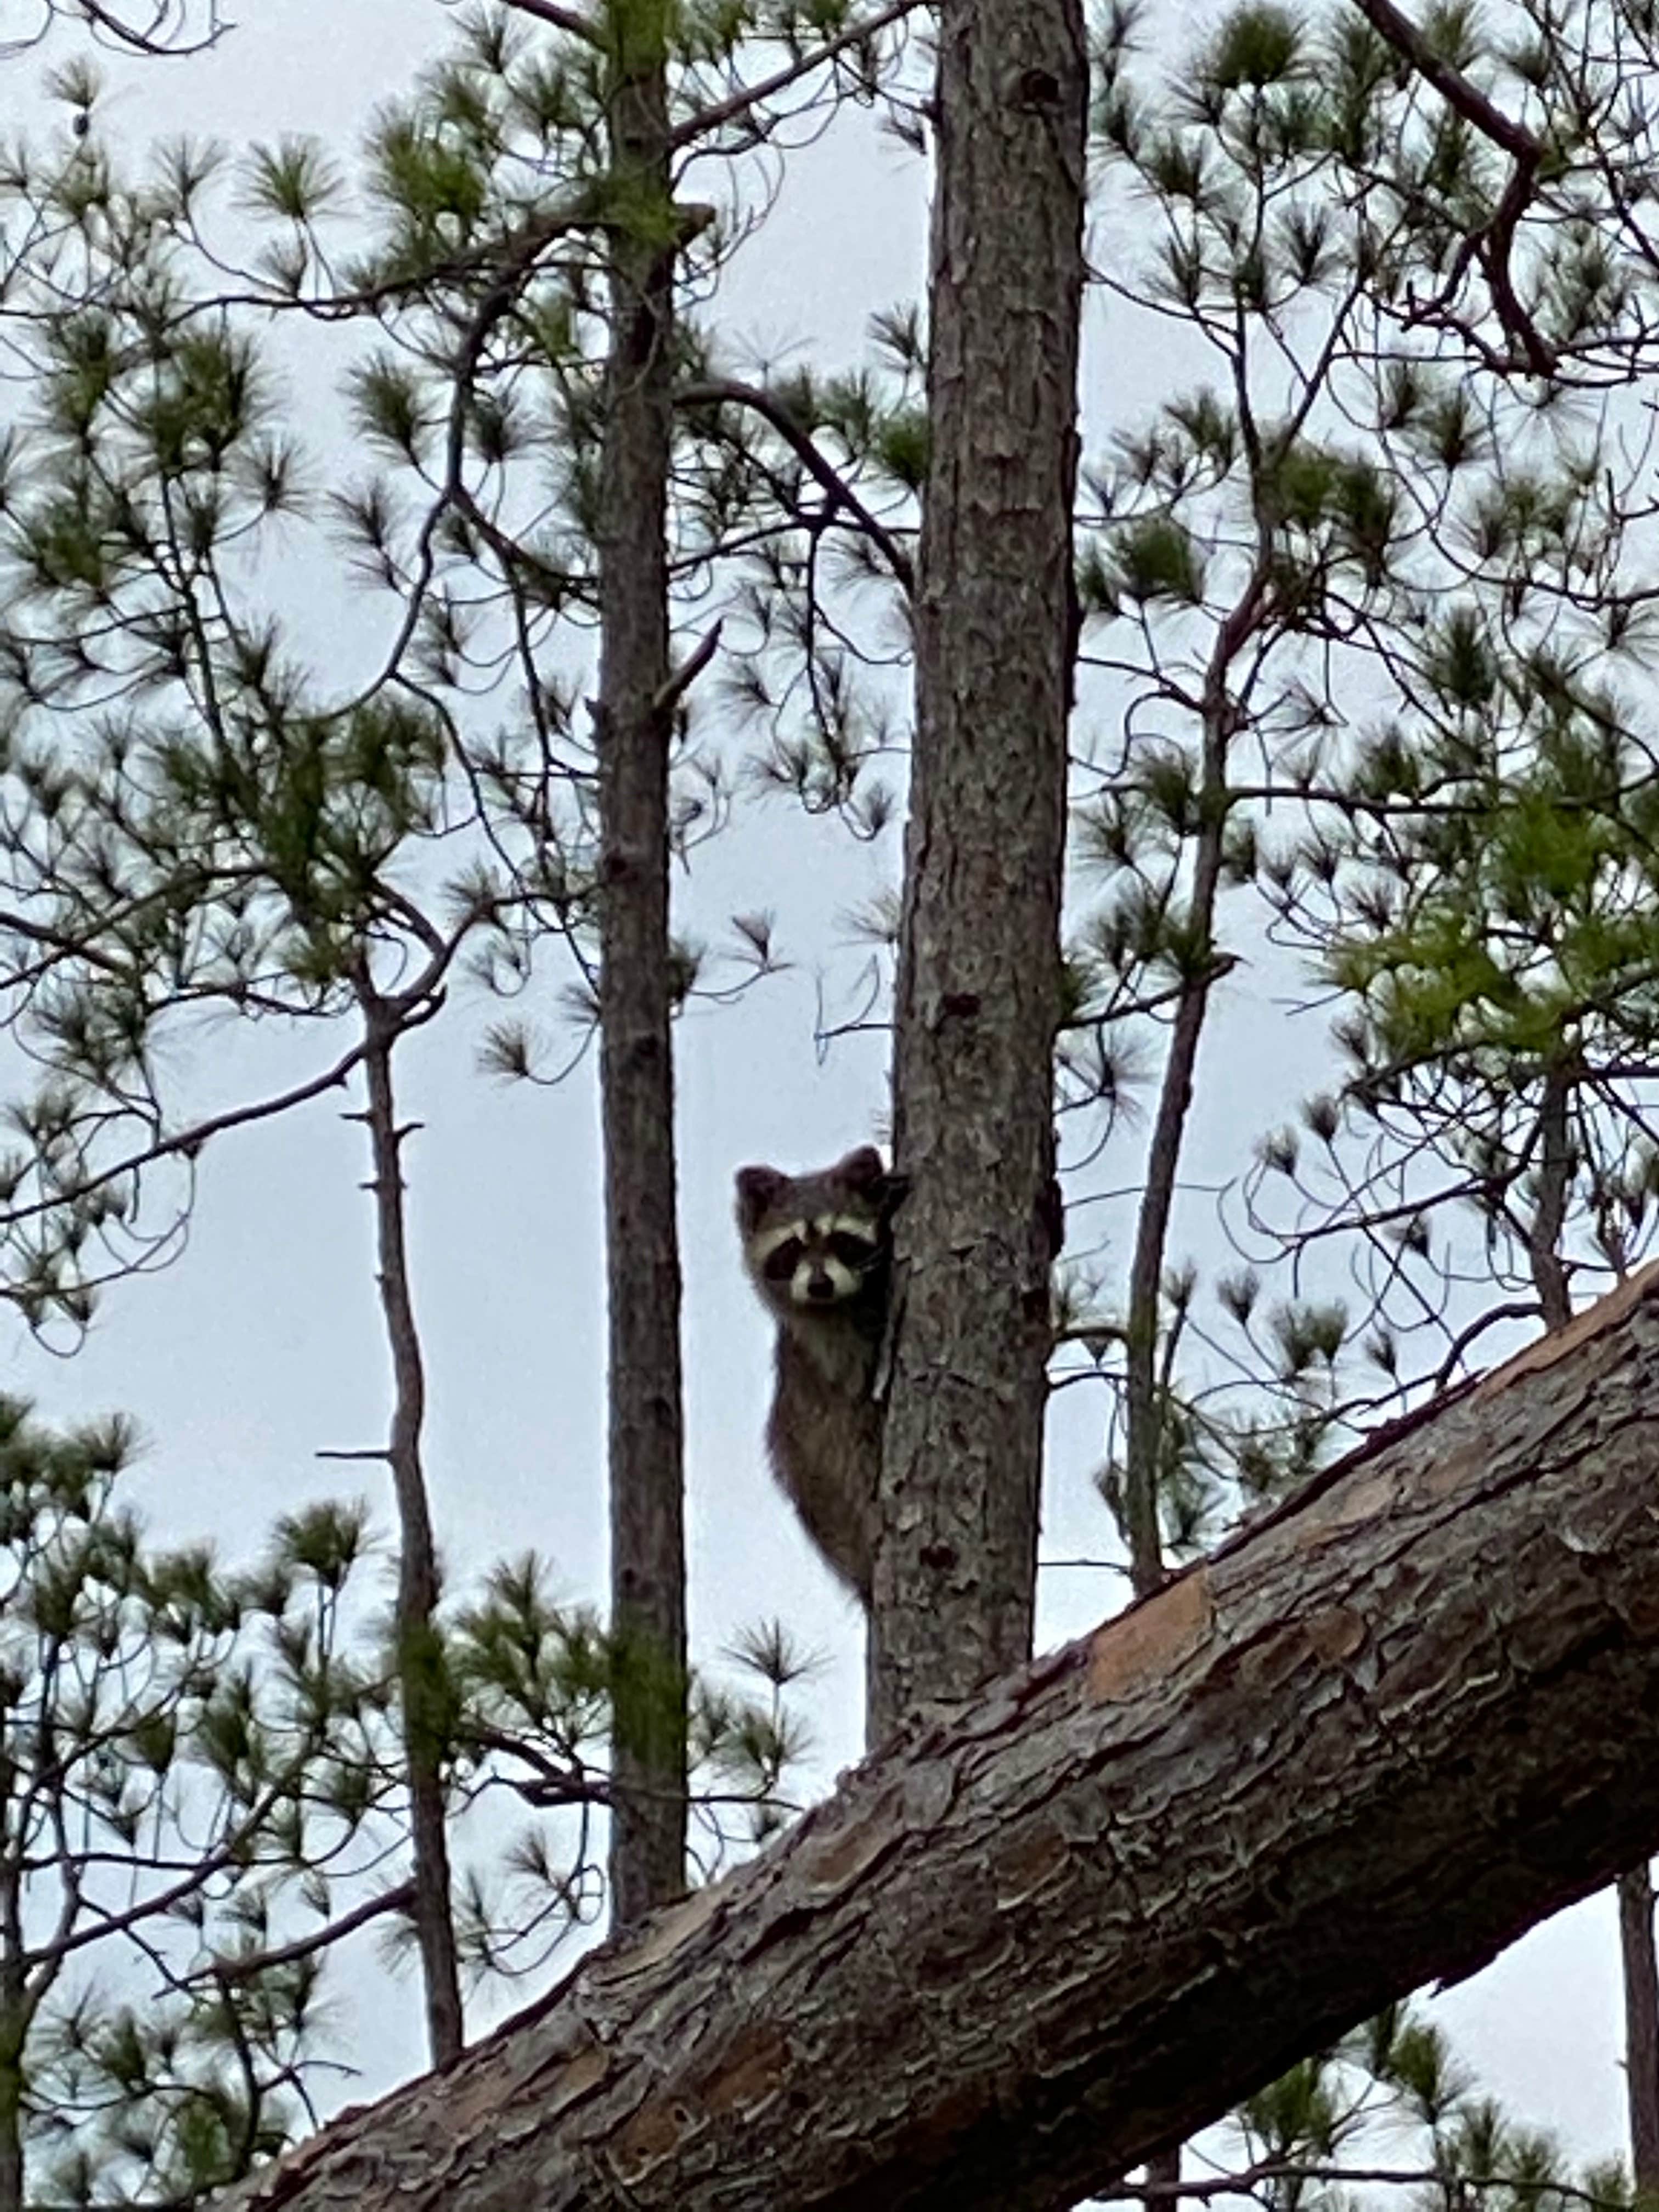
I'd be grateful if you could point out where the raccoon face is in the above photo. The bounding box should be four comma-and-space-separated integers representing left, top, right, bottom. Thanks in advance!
736, 1147, 898, 1318
749, 1212, 884, 1311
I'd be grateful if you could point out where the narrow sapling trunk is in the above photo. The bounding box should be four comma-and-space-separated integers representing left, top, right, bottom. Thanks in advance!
1119, 533, 1273, 2212
1121, 691, 1239, 1600
1526, 1063, 1573, 1334
873, 0, 1087, 1739
0, 2019, 20, 2212
358, 1003, 464, 2067
1622, 1862, 1659, 2198
596, 0, 688, 1924
0, 1858, 20, 2212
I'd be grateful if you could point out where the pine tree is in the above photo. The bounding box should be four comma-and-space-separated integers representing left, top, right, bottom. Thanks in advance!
0, 1400, 398, 2206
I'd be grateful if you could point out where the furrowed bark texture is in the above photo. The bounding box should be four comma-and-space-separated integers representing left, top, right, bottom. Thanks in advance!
598, 12, 688, 1928
874, 0, 1085, 1738
234, 1271, 1659, 2212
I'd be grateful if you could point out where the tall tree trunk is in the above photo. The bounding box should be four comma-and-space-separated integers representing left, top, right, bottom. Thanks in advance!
1622, 1863, 1659, 2199
1520, 1069, 1659, 2187
0, 2008, 20, 2212
0, 2061, 19, 2212
872, 0, 1086, 1740
597, 0, 688, 1926
0, 1847, 21, 2212
233, 1269, 1659, 2212
358, 1003, 463, 2068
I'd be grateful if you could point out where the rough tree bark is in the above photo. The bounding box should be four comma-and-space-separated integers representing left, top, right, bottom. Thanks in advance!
873, 0, 1086, 1739
233, 1268, 1659, 2212
596, 0, 688, 1926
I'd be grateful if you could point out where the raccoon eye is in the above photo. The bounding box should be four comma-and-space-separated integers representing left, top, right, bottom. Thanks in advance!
761, 1238, 804, 1284
827, 1232, 878, 1272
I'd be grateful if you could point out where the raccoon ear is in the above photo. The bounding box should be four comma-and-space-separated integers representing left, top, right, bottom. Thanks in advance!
735, 1165, 789, 1227
834, 1146, 888, 1192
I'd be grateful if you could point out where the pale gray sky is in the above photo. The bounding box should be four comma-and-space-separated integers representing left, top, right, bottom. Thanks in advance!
0, 0, 1633, 2172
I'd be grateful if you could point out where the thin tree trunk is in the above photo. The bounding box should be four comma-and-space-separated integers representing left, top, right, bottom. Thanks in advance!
596, 0, 687, 1926
1621, 1863, 1659, 2198
231, 1268, 1659, 2212
0, 1849, 21, 2212
0, 2104, 16, 2212
1519, 1071, 1659, 2188
1118, 487, 1274, 2212
1526, 1063, 1573, 1332
359, 1005, 463, 2068
872, 0, 1086, 1740
0, 2036, 19, 2212
1120, 687, 1239, 1597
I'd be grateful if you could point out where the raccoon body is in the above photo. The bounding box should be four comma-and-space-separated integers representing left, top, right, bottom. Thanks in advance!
734, 1146, 905, 1604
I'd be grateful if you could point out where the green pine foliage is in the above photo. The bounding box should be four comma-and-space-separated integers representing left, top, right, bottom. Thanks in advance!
0, 1395, 805, 2200
0, 1397, 394, 2200
0, 3, 876, 2179
1060, 0, 1659, 1554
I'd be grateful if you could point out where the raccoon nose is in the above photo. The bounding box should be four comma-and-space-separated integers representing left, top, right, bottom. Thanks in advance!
804, 1268, 838, 1302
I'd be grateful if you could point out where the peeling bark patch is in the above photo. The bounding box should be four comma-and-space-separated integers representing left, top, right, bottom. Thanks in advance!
1304, 1606, 1367, 1663
1419, 1437, 1489, 1500
700, 2024, 789, 2117
1294, 1466, 1399, 1543
608, 2091, 697, 2187
902, 1760, 957, 1832
1087, 1568, 1212, 1702
592, 1881, 723, 1979
534, 2045, 610, 2123
992, 1820, 1071, 1909
792, 1788, 909, 1900
915, 1903, 1016, 1991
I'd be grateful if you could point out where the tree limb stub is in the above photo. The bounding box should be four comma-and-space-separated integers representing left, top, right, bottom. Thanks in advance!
235, 1267, 1659, 2212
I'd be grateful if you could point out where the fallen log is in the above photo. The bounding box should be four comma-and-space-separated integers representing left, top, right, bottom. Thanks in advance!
236, 1267, 1659, 2212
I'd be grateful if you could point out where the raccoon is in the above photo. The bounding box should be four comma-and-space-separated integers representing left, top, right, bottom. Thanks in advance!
734, 1146, 906, 1604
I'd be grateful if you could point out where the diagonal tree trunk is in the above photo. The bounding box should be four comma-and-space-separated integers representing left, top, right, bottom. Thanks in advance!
873, 0, 1086, 1740
233, 1268, 1659, 2212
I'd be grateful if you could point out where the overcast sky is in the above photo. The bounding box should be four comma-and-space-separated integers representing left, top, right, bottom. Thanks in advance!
0, 0, 1632, 2171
